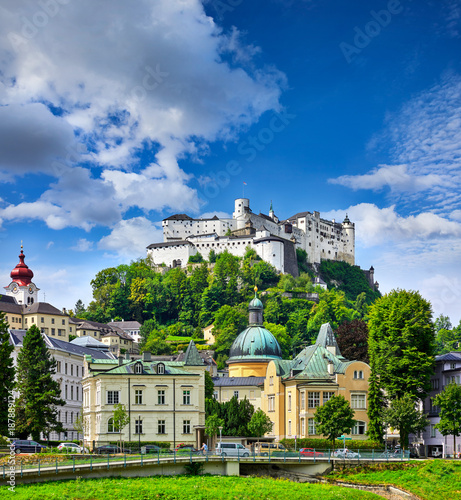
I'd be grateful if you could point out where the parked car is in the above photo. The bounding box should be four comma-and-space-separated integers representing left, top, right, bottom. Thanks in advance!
95, 444, 131, 454
299, 448, 324, 457
11, 440, 48, 454
333, 448, 361, 459
252, 442, 286, 456
215, 442, 250, 457
57, 442, 89, 453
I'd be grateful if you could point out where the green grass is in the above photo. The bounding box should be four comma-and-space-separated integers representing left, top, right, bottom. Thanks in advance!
1, 475, 381, 499
329, 459, 461, 500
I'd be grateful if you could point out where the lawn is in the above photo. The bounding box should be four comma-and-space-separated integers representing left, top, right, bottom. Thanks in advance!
1, 475, 381, 499
329, 459, 461, 500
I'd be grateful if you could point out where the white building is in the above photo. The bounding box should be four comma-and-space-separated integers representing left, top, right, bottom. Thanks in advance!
147, 198, 355, 275
9, 330, 114, 441
82, 341, 207, 448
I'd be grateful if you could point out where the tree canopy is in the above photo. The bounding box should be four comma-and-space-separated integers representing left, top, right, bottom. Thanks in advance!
368, 289, 436, 401
314, 395, 355, 450
433, 382, 461, 458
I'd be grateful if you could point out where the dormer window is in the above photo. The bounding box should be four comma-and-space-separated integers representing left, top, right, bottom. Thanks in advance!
157, 363, 165, 374
134, 362, 143, 374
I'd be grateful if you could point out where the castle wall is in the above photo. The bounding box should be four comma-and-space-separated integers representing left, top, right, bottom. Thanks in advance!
148, 198, 356, 274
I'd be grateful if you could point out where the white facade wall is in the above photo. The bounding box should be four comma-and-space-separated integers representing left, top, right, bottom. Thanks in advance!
254, 240, 284, 274
83, 365, 205, 446
147, 243, 196, 267
163, 218, 235, 241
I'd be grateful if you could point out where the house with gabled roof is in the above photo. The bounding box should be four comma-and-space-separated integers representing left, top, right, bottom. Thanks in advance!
82, 340, 207, 448
261, 323, 370, 441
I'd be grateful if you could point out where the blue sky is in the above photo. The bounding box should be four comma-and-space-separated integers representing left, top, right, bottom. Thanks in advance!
1, 0, 460, 324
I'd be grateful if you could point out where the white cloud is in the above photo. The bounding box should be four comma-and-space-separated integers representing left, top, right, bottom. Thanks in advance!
325, 203, 461, 247
329, 164, 451, 193
71, 239, 94, 252
331, 74, 461, 215
98, 217, 163, 258
0, 0, 285, 230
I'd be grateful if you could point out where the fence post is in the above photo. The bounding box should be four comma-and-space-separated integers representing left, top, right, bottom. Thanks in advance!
90, 455, 93, 471
314, 449, 316, 463
38, 459, 40, 476
21, 460, 23, 478
157, 450, 160, 465
107, 454, 110, 470
124, 454, 127, 468
284, 449, 286, 462
55, 456, 58, 474
174, 450, 176, 464
73, 456, 75, 473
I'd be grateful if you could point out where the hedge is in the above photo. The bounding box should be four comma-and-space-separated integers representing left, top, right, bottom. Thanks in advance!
109, 440, 171, 449
280, 438, 381, 450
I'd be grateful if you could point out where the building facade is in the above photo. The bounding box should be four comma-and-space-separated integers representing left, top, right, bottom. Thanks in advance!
419, 352, 461, 458
82, 342, 207, 448
9, 329, 114, 441
147, 198, 355, 275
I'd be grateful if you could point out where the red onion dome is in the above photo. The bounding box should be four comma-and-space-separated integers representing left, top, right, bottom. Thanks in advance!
10, 248, 34, 286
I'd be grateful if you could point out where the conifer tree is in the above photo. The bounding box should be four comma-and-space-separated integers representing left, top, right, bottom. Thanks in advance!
15, 325, 65, 441
0, 312, 15, 436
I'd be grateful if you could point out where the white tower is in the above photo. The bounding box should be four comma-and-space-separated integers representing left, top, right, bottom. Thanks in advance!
341, 214, 355, 265
233, 198, 250, 230
4, 246, 39, 305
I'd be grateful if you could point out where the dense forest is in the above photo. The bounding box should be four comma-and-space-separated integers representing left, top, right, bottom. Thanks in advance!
72, 247, 461, 366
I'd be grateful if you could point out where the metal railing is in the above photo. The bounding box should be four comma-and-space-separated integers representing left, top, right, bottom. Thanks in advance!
1, 448, 412, 479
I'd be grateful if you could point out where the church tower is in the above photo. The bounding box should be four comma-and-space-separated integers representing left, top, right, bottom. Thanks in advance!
4, 246, 39, 305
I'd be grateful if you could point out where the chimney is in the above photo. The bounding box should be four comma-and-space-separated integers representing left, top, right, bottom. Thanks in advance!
62, 307, 67, 314
143, 352, 151, 362
118, 356, 124, 366
125, 352, 131, 360
327, 360, 334, 375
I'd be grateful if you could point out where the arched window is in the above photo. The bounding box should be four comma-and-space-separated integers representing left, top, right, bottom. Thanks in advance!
134, 362, 143, 374
108, 418, 119, 433
157, 363, 165, 374
353, 370, 364, 379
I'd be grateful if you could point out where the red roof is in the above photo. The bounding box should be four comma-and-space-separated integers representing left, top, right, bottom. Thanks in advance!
10, 248, 34, 286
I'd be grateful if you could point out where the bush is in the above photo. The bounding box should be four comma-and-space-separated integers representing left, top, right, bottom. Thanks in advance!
110, 441, 171, 450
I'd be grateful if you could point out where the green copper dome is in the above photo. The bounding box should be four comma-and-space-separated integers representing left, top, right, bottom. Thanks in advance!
228, 326, 282, 360
249, 297, 263, 308
228, 289, 282, 361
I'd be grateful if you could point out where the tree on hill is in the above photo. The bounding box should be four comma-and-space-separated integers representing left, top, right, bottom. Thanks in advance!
314, 395, 355, 452
0, 312, 15, 437
368, 289, 436, 402
15, 325, 65, 441
433, 382, 461, 458
319, 260, 381, 304
335, 319, 369, 363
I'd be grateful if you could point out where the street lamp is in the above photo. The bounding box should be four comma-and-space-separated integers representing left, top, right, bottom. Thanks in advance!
218, 426, 223, 448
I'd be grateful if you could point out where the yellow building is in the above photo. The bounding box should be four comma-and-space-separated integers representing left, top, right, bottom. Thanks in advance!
218, 289, 371, 443
262, 323, 370, 441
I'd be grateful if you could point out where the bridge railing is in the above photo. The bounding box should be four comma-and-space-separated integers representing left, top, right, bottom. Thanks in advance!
2, 448, 412, 478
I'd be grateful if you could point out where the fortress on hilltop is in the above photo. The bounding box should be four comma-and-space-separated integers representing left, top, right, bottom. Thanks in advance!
147, 198, 355, 276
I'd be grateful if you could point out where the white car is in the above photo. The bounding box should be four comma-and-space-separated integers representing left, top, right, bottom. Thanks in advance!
57, 442, 89, 453
333, 448, 361, 459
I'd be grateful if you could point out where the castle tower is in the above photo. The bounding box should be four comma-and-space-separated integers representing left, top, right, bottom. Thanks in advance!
341, 214, 355, 265
5, 246, 39, 305
233, 198, 250, 230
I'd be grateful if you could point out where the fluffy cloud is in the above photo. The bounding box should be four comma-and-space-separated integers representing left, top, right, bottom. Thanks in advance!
329, 164, 451, 193
0, 0, 285, 228
330, 74, 461, 215
324, 203, 461, 247
98, 217, 163, 258
71, 239, 94, 252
